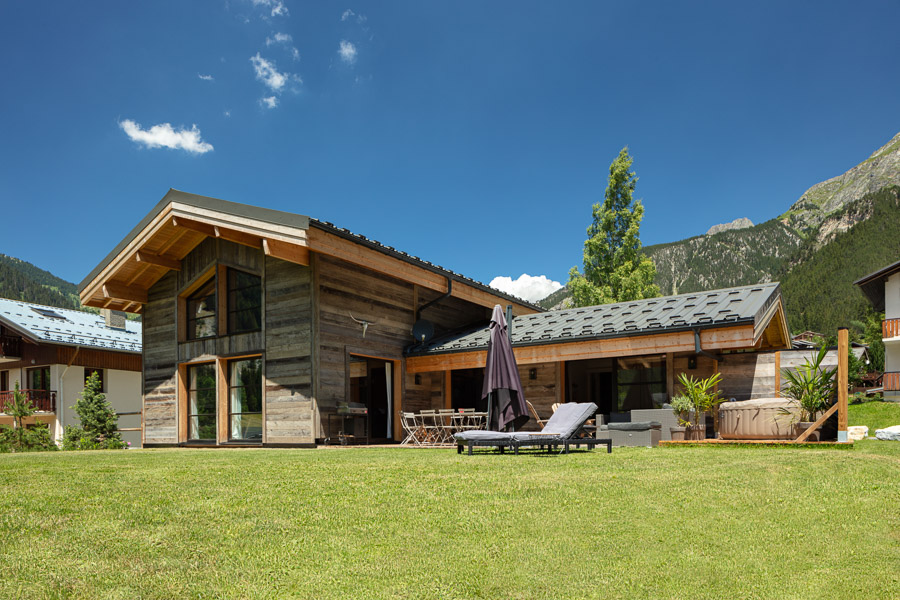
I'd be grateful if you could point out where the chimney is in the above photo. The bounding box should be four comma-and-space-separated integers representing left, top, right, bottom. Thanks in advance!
102, 309, 127, 330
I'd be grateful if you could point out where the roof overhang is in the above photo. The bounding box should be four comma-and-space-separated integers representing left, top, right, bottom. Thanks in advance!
406, 290, 791, 372
79, 190, 540, 316
853, 259, 900, 312
78, 190, 310, 313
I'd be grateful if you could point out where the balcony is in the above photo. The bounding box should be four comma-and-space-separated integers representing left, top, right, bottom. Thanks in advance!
0, 335, 22, 361
0, 389, 57, 413
882, 318, 900, 341
883, 372, 900, 392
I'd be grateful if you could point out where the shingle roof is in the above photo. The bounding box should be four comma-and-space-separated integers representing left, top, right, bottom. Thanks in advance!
0, 298, 142, 353
406, 282, 783, 356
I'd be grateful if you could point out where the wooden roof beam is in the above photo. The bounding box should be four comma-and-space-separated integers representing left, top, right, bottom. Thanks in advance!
263, 238, 310, 266
172, 216, 263, 249
136, 250, 181, 271
102, 282, 148, 305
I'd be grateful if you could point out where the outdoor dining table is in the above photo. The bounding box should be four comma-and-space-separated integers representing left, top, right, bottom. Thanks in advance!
404, 410, 488, 445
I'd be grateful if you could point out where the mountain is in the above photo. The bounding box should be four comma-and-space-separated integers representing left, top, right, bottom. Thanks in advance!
542, 131, 900, 333
0, 254, 81, 310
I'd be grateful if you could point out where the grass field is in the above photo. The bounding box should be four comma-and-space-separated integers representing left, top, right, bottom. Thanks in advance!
0, 405, 899, 599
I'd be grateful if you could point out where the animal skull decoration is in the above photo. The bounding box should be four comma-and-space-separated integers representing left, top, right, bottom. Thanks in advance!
349, 312, 375, 338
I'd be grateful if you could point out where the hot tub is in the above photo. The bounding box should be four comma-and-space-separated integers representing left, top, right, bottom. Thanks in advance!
718, 398, 799, 440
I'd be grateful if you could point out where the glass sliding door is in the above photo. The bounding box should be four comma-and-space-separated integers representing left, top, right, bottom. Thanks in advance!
229, 357, 262, 442
188, 363, 217, 441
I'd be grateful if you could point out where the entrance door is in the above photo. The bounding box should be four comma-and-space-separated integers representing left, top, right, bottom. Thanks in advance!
349, 355, 394, 441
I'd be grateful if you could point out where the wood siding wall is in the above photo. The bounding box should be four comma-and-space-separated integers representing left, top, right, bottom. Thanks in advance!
314, 254, 492, 438
264, 256, 313, 444
143, 271, 178, 444
142, 238, 315, 445
718, 353, 776, 401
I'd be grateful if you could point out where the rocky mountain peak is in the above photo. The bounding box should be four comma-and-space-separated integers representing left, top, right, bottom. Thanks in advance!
780, 130, 900, 234
706, 217, 754, 236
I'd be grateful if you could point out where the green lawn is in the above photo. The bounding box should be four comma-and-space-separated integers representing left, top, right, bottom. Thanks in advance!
849, 399, 900, 434
1, 441, 900, 599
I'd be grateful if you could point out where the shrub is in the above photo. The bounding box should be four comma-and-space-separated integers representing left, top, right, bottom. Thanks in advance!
63, 371, 124, 450
0, 383, 59, 452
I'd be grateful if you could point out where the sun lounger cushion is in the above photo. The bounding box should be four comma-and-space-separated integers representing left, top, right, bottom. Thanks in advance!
604, 421, 662, 431
453, 402, 598, 444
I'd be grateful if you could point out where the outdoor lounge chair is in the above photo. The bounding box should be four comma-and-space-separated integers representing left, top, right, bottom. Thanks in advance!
454, 402, 610, 455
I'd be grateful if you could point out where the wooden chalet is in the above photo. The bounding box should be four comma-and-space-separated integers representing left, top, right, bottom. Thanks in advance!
79, 189, 791, 447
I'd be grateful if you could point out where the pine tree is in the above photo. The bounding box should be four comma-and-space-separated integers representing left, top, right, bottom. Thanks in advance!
568, 147, 660, 306
62, 371, 123, 450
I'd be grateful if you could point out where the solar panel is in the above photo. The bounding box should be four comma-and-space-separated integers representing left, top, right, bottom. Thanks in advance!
30, 307, 66, 320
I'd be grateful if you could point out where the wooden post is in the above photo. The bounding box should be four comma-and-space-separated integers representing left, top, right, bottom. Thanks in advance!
774, 351, 781, 397
665, 353, 674, 400
837, 327, 849, 442
444, 370, 452, 409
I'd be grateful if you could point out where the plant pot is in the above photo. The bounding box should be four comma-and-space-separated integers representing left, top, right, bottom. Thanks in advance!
793, 422, 820, 442
687, 424, 706, 441
670, 426, 687, 441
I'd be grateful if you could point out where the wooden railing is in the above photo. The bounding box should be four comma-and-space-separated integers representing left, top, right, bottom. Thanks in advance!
0, 335, 22, 358
0, 389, 56, 413
883, 372, 900, 392
882, 318, 900, 339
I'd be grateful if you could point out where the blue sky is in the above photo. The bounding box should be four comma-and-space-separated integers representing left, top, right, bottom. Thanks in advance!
1, 1, 898, 302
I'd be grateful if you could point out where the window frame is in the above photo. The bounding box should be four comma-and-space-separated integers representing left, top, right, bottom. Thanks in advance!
187, 362, 218, 442
226, 268, 262, 335
26, 366, 51, 391
227, 356, 263, 442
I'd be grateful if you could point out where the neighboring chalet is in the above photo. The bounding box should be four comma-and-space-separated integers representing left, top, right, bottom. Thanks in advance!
855, 260, 900, 401
79, 189, 791, 447
0, 299, 142, 446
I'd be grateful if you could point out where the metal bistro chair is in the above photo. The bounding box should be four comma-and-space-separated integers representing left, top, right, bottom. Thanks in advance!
438, 409, 456, 443
401, 412, 424, 446
418, 410, 443, 445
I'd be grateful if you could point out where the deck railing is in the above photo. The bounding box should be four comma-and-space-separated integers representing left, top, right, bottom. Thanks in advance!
0, 389, 57, 413
883, 372, 900, 392
882, 318, 900, 339
0, 335, 22, 358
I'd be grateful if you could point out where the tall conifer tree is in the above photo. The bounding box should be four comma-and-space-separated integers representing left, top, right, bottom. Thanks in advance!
568, 147, 659, 306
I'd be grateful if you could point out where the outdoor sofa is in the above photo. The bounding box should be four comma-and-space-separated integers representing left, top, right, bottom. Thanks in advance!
453, 402, 610, 455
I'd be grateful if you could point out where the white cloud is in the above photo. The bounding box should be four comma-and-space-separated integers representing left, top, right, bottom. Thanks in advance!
250, 53, 289, 91
489, 274, 562, 303
266, 32, 293, 46
338, 40, 357, 64
260, 96, 278, 109
198, 73, 214, 81
291, 47, 300, 61
341, 8, 366, 23
252, 0, 288, 17
119, 120, 213, 154
224, 110, 231, 117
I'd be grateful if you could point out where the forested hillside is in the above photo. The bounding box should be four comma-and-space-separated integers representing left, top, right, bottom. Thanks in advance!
0, 254, 81, 309
780, 186, 900, 333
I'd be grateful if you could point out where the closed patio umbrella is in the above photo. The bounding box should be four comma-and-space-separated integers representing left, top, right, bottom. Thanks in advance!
482, 305, 529, 431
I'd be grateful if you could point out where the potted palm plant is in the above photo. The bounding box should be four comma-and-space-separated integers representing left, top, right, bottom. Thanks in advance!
781, 346, 837, 440
676, 372, 722, 440
669, 394, 693, 441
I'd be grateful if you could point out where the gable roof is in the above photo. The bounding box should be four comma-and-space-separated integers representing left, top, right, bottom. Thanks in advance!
853, 258, 900, 311
407, 282, 786, 356
79, 189, 541, 315
0, 298, 141, 353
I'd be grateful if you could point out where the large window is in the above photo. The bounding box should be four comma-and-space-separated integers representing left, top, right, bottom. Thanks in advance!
227, 270, 262, 334
188, 363, 217, 441
615, 357, 666, 411
187, 278, 217, 340
229, 357, 262, 441
27, 366, 51, 391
